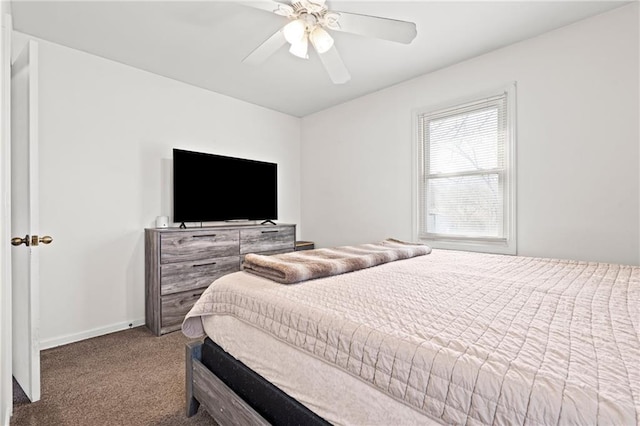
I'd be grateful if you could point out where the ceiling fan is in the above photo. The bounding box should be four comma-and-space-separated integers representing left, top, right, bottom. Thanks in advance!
240, 0, 417, 84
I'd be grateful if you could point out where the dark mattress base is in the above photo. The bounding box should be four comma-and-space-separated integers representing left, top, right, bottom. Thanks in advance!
197, 337, 330, 425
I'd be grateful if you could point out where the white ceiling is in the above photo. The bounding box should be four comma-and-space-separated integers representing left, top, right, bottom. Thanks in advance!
10, 0, 629, 117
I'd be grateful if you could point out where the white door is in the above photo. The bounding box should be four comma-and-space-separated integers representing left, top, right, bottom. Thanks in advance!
1, 12, 14, 425
10, 40, 45, 403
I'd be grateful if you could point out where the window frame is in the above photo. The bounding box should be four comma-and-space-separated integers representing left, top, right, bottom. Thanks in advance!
412, 83, 517, 255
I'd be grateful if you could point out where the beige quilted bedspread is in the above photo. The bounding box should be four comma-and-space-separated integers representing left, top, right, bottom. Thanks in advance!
183, 249, 640, 425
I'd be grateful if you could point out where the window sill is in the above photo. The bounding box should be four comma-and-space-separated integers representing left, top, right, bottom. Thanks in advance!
419, 238, 516, 255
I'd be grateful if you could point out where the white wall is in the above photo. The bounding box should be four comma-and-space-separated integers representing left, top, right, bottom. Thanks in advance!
301, 4, 639, 266
12, 33, 301, 347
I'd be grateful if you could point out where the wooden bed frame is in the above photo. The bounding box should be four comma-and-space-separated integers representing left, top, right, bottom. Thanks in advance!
186, 340, 330, 425
186, 341, 269, 425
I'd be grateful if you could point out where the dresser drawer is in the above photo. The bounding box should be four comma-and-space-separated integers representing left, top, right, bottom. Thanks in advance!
240, 226, 295, 254
160, 255, 240, 296
161, 289, 205, 332
160, 230, 239, 264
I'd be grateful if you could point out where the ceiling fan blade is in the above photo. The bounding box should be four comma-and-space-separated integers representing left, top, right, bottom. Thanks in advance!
326, 11, 417, 44
243, 29, 287, 65
237, 0, 294, 17
317, 45, 351, 84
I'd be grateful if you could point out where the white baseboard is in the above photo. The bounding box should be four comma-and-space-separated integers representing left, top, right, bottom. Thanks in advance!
39, 318, 146, 350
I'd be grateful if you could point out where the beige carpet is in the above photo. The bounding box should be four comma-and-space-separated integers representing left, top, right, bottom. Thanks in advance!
10, 327, 216, 425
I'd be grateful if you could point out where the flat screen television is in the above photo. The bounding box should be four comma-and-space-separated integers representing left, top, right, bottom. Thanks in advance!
173, 149, 277, 223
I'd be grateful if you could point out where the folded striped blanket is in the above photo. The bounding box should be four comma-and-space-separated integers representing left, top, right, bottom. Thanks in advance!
242, 238, 431, 284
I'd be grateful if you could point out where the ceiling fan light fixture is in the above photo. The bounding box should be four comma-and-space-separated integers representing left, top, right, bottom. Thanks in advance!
289, 36, 309, 59
283, 19, 307, 44
241, 0, 416, 85
310, 26, 334, 54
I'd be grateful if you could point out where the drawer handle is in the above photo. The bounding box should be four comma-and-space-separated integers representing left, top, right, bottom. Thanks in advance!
193, 262, 217, 267
261, 230, 279, 234
193, 234, 217, 238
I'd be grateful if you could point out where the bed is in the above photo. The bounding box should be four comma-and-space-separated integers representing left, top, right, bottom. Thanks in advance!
182, 243, 640, 425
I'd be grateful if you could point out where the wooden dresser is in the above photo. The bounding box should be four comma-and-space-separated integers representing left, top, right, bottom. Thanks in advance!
145, 223, 296, 336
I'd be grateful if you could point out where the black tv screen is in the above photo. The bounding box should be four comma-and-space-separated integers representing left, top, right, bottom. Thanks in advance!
173, 149, 277, 223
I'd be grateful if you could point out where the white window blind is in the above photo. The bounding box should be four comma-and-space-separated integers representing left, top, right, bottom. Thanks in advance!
416, 89, 515, 250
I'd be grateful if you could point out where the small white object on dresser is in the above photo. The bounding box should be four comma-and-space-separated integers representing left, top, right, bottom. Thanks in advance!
155, 216, 169, 228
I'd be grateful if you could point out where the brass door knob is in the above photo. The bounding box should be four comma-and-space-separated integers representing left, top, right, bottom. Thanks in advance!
11, 235, 29, 246
11, 234, 53, 246
39, 236, 53, 245
30, 235, 53, 246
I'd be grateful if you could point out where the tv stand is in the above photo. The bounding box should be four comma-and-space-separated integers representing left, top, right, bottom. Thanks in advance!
179, 222, 187, 229
261, 220, 276, 225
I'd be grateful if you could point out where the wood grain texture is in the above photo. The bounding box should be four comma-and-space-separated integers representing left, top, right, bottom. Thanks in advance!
160, 322, 184, 336
161, 290, 205, 330
144, 230, 161, 336
295, 241, 315, 251
192, 360, 269, 426
160, 255, 240, 295
160, 230, 239, 264
239, 225, 295, 254
186, 342, 202, 417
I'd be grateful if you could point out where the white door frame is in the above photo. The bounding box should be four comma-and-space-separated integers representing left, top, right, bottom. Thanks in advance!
0, 12, 13, 426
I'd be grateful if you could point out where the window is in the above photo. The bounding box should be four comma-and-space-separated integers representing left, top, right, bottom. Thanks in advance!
414, 85, 516, 254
